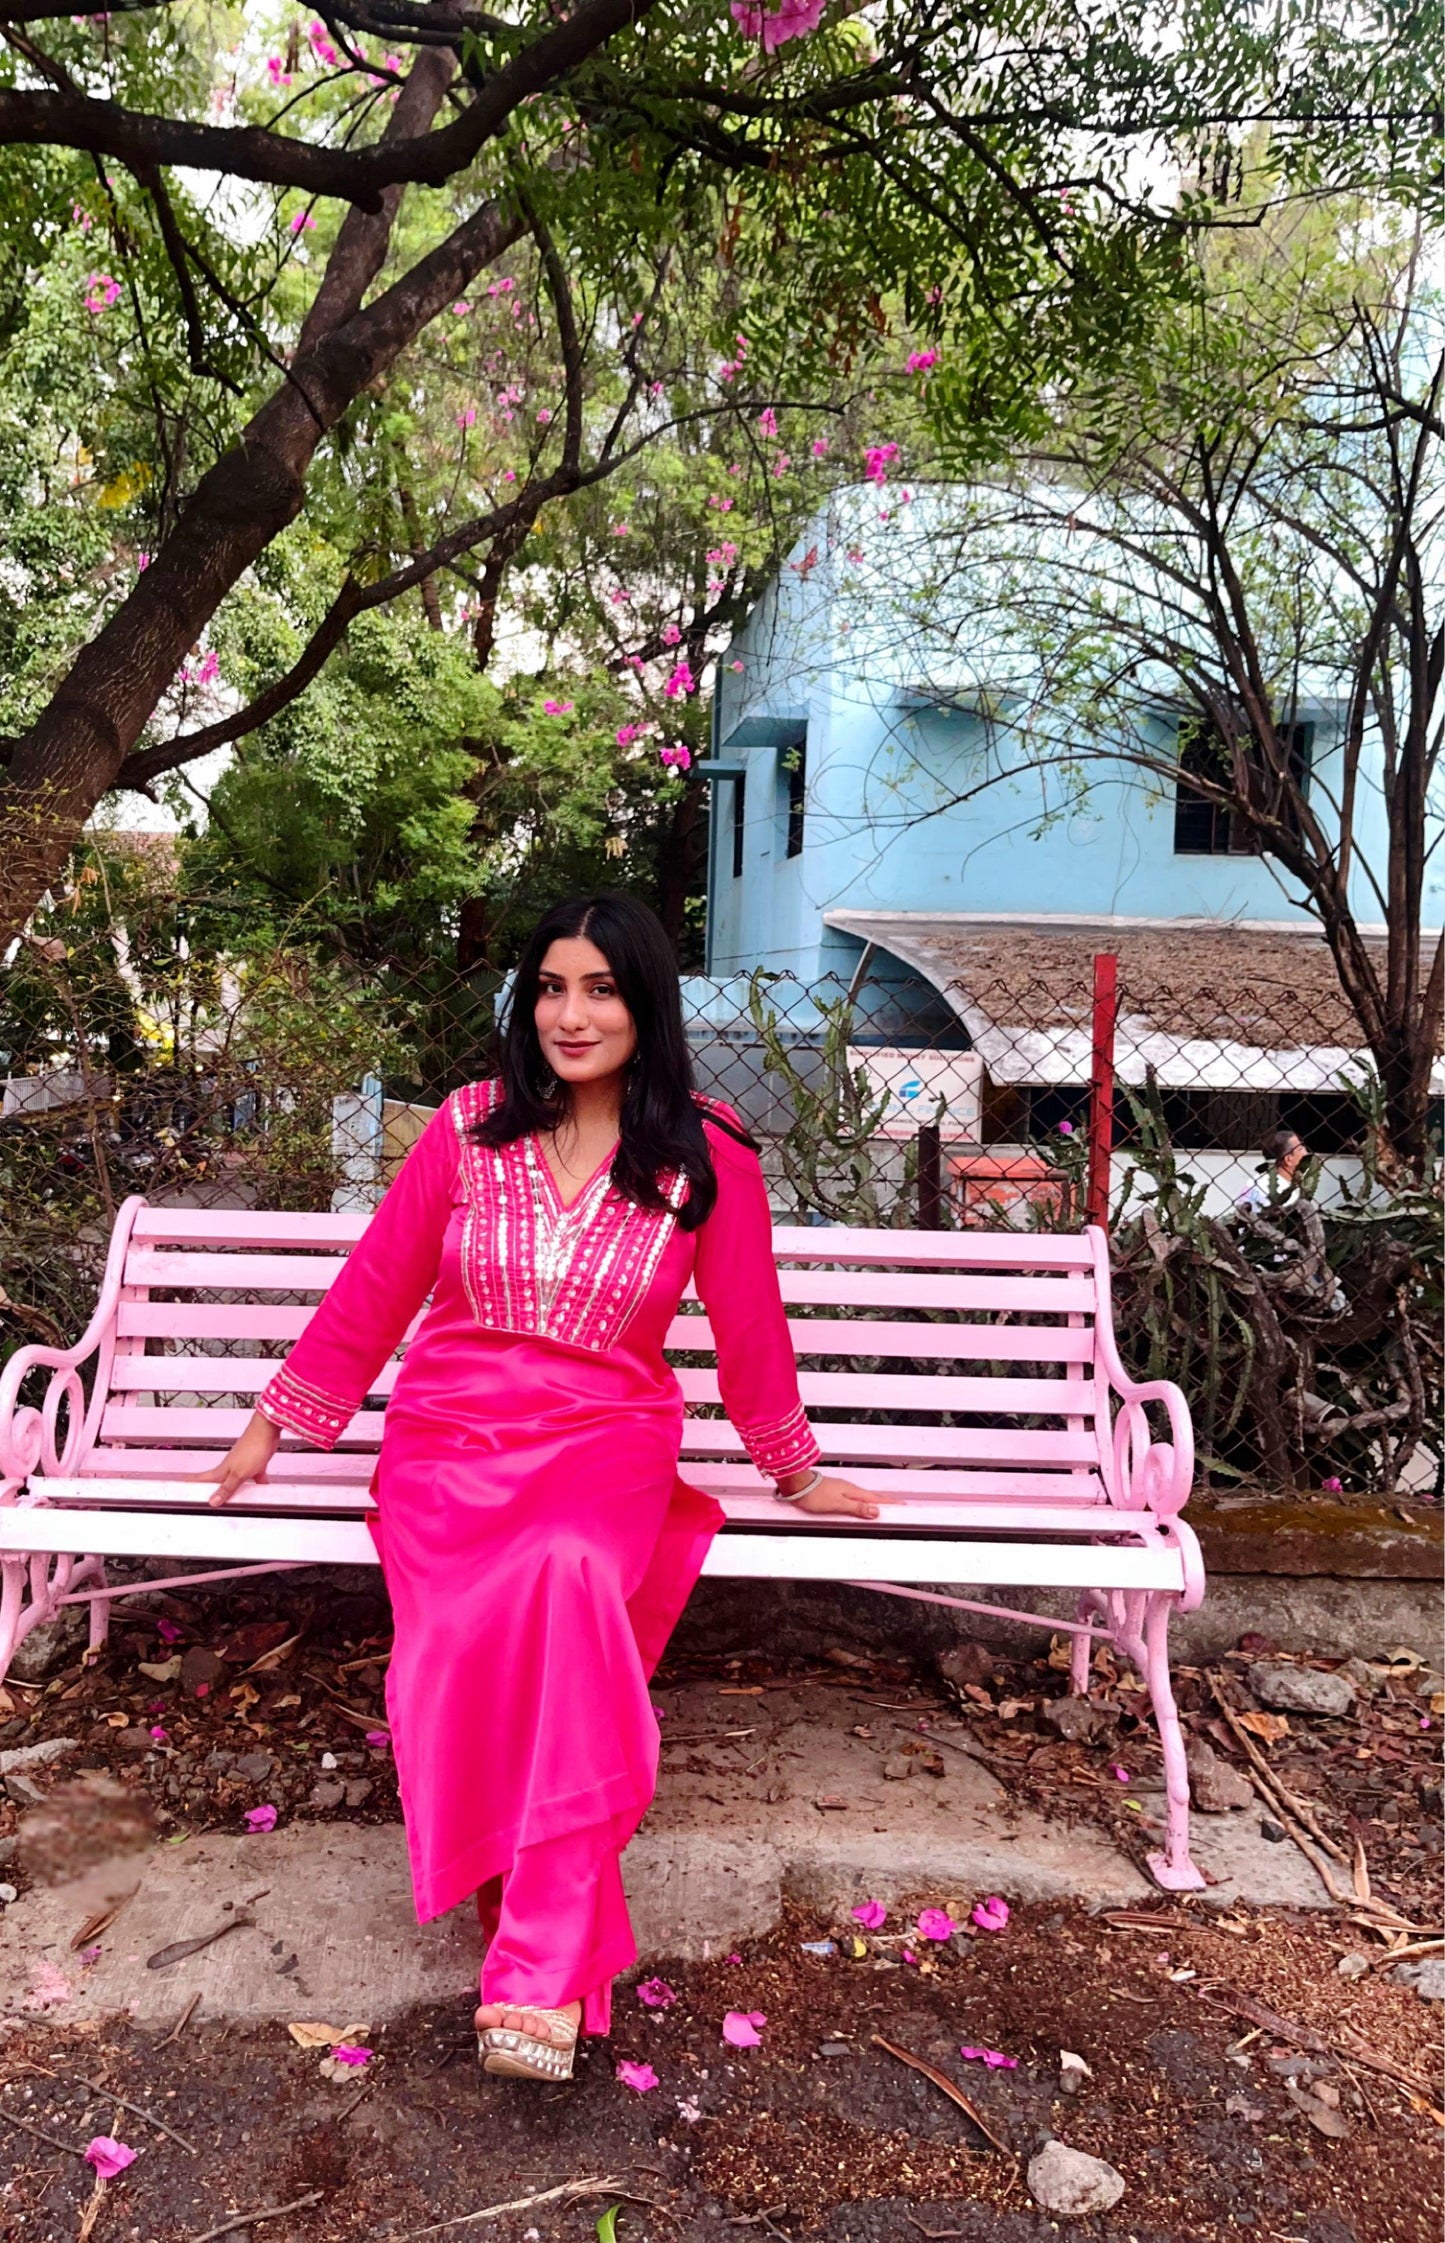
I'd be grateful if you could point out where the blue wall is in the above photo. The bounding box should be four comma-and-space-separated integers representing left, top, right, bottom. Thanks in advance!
706, 506, 1435, 979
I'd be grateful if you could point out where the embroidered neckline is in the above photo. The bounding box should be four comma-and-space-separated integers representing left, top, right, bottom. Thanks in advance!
449, 1082, 688, 1353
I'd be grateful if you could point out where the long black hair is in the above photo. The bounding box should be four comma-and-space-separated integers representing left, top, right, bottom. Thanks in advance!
472, 892, 751, 1232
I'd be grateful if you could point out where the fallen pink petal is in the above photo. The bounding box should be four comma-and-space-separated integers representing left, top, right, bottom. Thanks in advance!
916, 1908, 956, 1942
636, 1977, 676, 2009
364, 1730, 390, 1749
721, 2010, 765, 2047
851, 1899, 887, 1930
972, 1896, 1009, 1932
85, 2137, 136, 2179
244, 1804, 278, 1832
1111, 1765, 1131, 1782
960, 2045, 1018, 2069
330, 2044, 371, 2067
616, 2059, 659, 2092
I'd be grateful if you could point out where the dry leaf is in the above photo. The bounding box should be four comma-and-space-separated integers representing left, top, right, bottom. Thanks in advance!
1237, 1711, 1291, 1743
137, 1657, 182, 1683
227, 1683, 260, 1713
287, 2020, 369, 2048
102, 1712, 131, 1728
0, 1686, 15, 1715
1285, 2082, 1350, 2140
243, 1632, 303, 1675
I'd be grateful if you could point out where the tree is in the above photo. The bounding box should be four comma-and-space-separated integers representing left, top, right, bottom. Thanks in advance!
0, 0, 1430, 939
856, 217, 1442, 1164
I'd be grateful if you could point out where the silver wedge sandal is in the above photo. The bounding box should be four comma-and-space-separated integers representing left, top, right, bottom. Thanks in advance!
477, 2005, 580, 2081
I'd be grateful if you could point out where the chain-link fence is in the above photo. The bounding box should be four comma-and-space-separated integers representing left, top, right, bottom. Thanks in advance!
2, 870, 1439, 1497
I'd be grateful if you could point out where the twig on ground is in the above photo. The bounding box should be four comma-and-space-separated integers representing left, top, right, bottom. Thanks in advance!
187, 2191, 325, 2242
0, 2104, 88, 2158
871, 2035, 1016, 2158
906, 2222, 965, 2239
156, 1991, 203, 2047
65, 2076, 198, 2154
391, 2177, 644, 2240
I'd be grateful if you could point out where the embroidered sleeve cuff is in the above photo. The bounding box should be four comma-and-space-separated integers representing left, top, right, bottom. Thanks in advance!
256, 1363, 354, 1450
739, 1403, 821, 1482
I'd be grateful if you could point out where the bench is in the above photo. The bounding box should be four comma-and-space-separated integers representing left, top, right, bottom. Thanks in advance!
0, 1198, 1206, 1890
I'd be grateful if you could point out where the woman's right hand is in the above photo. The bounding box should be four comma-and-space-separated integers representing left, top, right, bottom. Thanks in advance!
196, 1410, 283, 1507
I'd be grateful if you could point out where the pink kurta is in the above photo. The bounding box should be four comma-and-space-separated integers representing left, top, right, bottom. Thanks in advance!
258, 1083, 819, 1934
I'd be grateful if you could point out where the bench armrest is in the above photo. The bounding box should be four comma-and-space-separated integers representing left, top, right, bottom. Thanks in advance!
1086, 1227, 1195, 1518
0, 1195, 145, 1488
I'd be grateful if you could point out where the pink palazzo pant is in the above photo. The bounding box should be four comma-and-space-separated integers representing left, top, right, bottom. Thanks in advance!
474, 1818, 635, 2035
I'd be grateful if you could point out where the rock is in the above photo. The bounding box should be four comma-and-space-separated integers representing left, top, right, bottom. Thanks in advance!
937, 1643, 999, 1692
0, 1882, 17, 1904
115, 1728, 155, 1755
1394, 1958, 1445, 2002
1247, 1663, 1355, 1718
310, 1779, 346, 1811
1042, 1695, 1115, 1745
343, 1778, 373, 1809
8, 1606, 89, 1682
233, 1750, 274, 1783
1026, 2141, 1126, 2217
4, 1770, 47, 1807
882, 1754, 912, 1781
0, 1835, 18, 1865
1259, 1817, 1287, 1843
1336, 1953, 1369, 1980
1058, 2050, 1092, 2095
1225, 2095, 1264, 2121
15, 1772, 157, 1885
179, 1645, 227, 1697
1236, 1631, 1280, 1657
0, 1736, 79, 1777
1336, 1657, 1382, 1697
1185, 1738, 1254, 1813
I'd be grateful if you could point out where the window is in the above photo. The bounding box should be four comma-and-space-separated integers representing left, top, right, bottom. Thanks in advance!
731, 773, 746, 878
783, 734, 806, 859
1173, 718, 1312, 856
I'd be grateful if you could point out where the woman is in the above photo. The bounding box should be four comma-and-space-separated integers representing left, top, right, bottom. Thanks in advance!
204, 893, 881, 2082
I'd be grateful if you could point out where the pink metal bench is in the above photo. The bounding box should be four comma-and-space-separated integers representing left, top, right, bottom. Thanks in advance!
0, 1199, 1206, 1889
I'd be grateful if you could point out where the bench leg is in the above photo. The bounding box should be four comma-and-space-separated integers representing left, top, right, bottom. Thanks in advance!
1142, 1590, 1206, 1893
1068, 1596, 1095, 1694
0, 1546, 110, 1691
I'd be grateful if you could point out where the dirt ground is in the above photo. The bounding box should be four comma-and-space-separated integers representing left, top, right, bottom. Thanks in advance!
1, 1577, 1442, 2241
1, 1899, 1441, 2243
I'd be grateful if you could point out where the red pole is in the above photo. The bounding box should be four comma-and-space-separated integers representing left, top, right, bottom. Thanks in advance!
1086, 952, 1118, 1231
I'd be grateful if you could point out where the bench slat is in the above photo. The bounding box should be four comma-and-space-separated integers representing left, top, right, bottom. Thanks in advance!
0, 1504, 1181, 1589
21, 1478, 1154, 1537
114, 1300, 1100, 1364
95, 1401, 1101, 1465
123, 1251, 1097, 1316
105, 1354, 1101, 1421
130, 1206, 1096, 1270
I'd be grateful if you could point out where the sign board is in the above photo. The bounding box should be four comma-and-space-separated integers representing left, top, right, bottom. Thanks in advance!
845, 1047, 984, 1139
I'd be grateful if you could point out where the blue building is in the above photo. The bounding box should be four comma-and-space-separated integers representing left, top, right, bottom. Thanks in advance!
681, 494, 1442, 1197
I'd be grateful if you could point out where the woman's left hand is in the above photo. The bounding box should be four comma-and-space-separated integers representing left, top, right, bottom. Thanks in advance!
776, 1473, 898, 1520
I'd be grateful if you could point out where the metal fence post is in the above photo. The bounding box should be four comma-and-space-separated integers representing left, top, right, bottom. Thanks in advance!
917, 1120, 943, 1229
1086, 953, 1118, 1231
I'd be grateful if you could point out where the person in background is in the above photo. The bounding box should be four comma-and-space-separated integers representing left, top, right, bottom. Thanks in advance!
1236, 1125, 1309, 1211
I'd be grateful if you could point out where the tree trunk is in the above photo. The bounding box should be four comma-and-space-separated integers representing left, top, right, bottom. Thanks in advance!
0, 48, 526, 943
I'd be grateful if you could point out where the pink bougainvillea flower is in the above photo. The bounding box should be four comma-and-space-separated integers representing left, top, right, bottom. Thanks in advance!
149, 1725, 168, 1743
852, 1899, 887, 1930
663, 661, 695, 700
382, 51, 405, 71
137, 553, 151, 572
364, 1730, 390, 1749
722, 2010, 765, 2047
771, 453, 791, 477
730, 0, 826, 52
331, 2044, 371, 2067
846, 545, 865, 564
536, 407, 552, 424
265, 55, 292, 86
660, 744, 692, 772
83, 271, 121, 313
84, 2138, 136, 2178
308, 19, 339, 65
729, 659, 745, 672
676, 2094, 703, 2121
616, 2059, 660, 2091
289, 210, 316, 235
1058, 1118, 1075, 1135
916, 1908, 957, 1942
542, 699, 574, 715
501, 467, 516, 482
725, 1951, 742, 1964
811, 437, 830, 457
906, 349, 939, 374
959, 2045, 1018, 2069
79, 1943, 103, 1966
456, 407, 476, 428
972, 1895, 1009, 1932
636, 1977, 676, 2009
452, 300, 471, 316
610, 520, 630, 536
864, 441, 900, 485
902, 1947, 918, 1966
1111, 1765, 1130, 1783
706, 542, 739, 566
244, 1803, 278, 1832
1322, 1476, 1343, 1493
194, 1680, 209, 1696
157, 1619, 183, 1641
662, 622, 682, 645
757, 406, 779, 438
